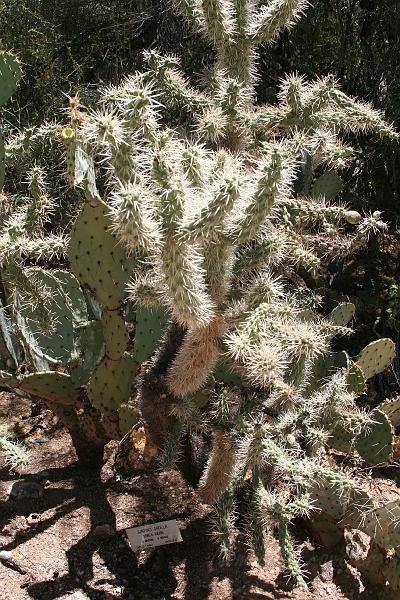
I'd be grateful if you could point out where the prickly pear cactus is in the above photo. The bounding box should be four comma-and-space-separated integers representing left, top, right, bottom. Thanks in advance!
69, 200, 129, 310
0, 51, 22, 107
354, 409, 394, 466
1, 1, 398, 593
378, 396, 400, 428
328, 302, 356, 328
311, 171, 343, 200
0, 51, 22, 189
346, 363, 366, 395
87, 355, 137, 413
18, 372, 80, 406
356, 338, 396, 380
133, 307, 169, 364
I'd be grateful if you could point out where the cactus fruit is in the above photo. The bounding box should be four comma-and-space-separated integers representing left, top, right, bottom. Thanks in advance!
356, 338, 396, 380
344, 210, 362, 225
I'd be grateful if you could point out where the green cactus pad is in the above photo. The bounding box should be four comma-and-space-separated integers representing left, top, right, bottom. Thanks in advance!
69, 320, 105, 387
308, 350, 349, 393
356, 338, 396, 380
346, 363, 366, 395
0, 371, 18, 387
16, 269, 80, 365
0, 299, 20, 368
309, 513, 343, 548
69, 200, 130, 310
52, 270, 89, 325
328, 424, 353, 453
378, 396, 400, 428
102, 311, 128, 360
133, 307, 169, 364
87, 353, 138, 412
361, 500, 400, 553
328, 303, 355, 327
19, 372, 80, 405
118, 403, 140, 436
355, 409, 394, 466
310, 476, 374, 524
0, 51, 22, 107
311, 171, 343, 200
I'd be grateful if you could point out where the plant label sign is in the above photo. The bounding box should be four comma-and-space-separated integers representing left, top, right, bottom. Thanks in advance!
126, 519, 182, 551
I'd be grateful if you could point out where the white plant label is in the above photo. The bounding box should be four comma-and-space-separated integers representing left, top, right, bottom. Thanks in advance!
126, 519, 182, 551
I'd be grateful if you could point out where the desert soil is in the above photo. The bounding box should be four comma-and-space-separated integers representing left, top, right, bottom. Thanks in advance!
0, 392, 395, 600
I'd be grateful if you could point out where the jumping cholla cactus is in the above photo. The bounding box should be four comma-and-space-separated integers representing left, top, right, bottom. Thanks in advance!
1, 1, 400, 592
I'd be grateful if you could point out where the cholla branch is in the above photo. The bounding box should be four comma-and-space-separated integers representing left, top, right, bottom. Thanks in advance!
250, 0, 311, 44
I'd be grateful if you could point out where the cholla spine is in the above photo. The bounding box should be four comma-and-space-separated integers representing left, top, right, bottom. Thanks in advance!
0, 424, 30, 469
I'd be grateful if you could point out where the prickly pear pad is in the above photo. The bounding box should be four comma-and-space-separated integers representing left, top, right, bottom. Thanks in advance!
311, 171, 343, 200
133, 307, 169, 364
87, 354, 137, 412
19, 372, 80, 405
356, 338, 396, 380
69, 200, 129, 310
355, 409, 394, 466
102, 311, 129, 360
0, 51, 22, 107
328, 303, 355, 327
118, 403, 140, 436
346, 363, 366, 395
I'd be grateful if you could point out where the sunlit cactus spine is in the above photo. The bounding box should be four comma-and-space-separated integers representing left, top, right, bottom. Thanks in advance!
0, 423, 30, 470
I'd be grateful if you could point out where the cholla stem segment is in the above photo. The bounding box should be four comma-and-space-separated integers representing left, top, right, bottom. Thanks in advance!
167, 315, 226, 397
198, 431, 238, 504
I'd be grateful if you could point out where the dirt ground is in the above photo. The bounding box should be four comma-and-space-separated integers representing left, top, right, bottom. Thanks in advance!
0, 392, 395, 600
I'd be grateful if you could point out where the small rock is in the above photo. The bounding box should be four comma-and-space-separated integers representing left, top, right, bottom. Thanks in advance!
0, 550, 27, 574
319, 560, 334, 583
8, 480, 44, 500
92, 524, 115, 540
27, 513, 40, 526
